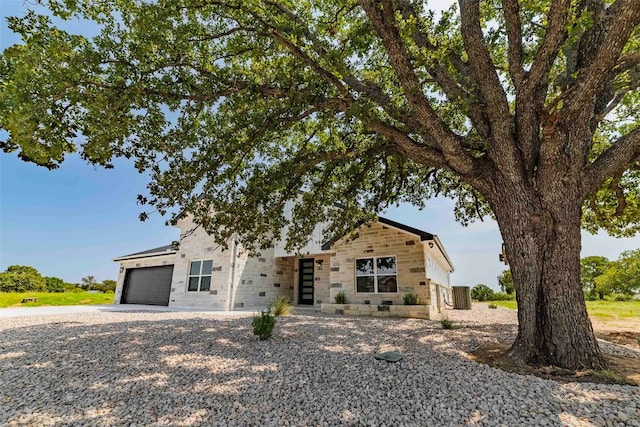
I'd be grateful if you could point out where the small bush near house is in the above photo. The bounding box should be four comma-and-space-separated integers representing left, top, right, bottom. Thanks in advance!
403, 293, 420, 305
334, 291, 346, 304
270, 296, 292, 316
440, 317, 454, 330
252, 310, 276, 340
613, 294, 632, 302
488, 303, 498, 309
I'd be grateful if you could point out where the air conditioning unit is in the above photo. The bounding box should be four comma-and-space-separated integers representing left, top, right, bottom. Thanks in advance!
452, 286, 472, 310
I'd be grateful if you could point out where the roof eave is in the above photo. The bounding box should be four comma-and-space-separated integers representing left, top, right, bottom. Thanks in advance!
113, 250, 177, 262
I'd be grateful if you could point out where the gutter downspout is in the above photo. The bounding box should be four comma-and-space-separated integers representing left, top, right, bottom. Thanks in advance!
227, 236, 238, 311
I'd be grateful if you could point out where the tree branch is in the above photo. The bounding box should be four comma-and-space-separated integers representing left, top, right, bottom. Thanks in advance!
394, 0, 491, 139
501, 0, 525, 89
359, 0, 476, 176
584, 127, 640, 195
458, 0, 512, 145
564, 0, 640, 117
523, 0, 572, 96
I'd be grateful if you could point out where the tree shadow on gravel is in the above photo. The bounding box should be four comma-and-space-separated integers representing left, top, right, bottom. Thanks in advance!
1, 312, 638, 426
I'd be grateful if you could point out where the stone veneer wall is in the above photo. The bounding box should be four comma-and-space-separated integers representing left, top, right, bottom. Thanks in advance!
114, 254, 177, 304
230, 247, 294, 310
168, 219, 232, 309
328, 223, 431, 307
321, 303, 430, 319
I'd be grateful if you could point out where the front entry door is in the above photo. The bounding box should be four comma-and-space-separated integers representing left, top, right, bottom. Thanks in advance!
298, 259, 315, 305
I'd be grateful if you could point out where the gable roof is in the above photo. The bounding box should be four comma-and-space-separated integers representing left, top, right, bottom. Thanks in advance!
113, 244, 177, 261
321, 216, 434, 250
321, 216, 454, 272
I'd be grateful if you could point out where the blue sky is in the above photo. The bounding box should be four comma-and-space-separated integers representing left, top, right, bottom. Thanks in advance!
1, 1, 638, 289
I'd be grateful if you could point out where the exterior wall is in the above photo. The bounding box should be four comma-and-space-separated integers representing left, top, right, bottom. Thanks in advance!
274, 200, 330, 257
168, 218, 232, 309
321, 303, 430, 319
229, 247, 294, 310
114, 254, 177, 304
328, 223, 431, 307
424, 248, 451, 286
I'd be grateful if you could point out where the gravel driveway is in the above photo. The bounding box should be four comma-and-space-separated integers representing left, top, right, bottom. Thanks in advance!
1, 305, 638, 426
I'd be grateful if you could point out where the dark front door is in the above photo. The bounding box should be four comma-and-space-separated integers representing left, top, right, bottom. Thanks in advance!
298, 259, 314, 305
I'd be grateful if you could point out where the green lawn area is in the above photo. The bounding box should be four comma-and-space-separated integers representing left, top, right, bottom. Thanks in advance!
0, 292, 114, 308
489, 299, 640, 319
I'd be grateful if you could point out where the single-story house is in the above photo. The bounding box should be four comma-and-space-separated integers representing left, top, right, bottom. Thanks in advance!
113, 208, 454, 319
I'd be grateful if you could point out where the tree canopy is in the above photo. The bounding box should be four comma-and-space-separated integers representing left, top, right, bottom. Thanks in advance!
0, 265, 46, 292
595, 249, 640, 296
497, 269, 515, 295
580, 255, 611, 298
1, 0, 639, 250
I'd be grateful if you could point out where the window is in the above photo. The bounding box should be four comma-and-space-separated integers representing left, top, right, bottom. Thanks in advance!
355, 256, 397, 293
188, 260, 213, 291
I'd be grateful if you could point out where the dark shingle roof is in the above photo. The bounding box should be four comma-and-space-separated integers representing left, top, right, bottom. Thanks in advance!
113, 244, 176, 261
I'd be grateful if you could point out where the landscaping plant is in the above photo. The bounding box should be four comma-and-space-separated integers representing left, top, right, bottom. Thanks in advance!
440, 316, 455, 330
403, 293, 420, 305
252, 310, 276, 341
334, 291, 346, 304
270, 296, 292, 316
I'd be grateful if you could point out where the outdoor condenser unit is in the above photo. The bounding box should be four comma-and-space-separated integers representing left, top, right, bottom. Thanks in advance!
452, 286, 472, 310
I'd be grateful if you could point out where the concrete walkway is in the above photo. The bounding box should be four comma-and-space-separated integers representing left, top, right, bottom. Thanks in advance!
0, 304, 254, 319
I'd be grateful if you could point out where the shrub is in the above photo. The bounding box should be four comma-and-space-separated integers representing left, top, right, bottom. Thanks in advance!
252, 310, 276, 340
45, 277, 66, 293
488, 303, 498, 309
334, 291, 346, 304
440, 318, 454, 330
613, 294, 632, 302
489, 292, 515, 301
70, 287, 85, 293
584, 292, 598, 301
270, 296, 292, 316
471, 284, 494, 301
105, 290, 114, 294
403, 293, 420, 305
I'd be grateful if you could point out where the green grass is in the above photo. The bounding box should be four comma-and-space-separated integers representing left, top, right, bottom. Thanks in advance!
490, 300, 518, 310
0, 292, 114, 308
488, 299, 640, 319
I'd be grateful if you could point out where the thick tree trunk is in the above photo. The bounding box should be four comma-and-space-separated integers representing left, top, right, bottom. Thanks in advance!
490, 185, 606, 370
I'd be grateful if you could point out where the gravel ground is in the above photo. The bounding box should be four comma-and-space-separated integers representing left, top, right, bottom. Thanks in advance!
1, 305, 638, 426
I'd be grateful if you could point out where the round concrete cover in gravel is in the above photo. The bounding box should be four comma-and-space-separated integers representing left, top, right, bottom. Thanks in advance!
374, 351, 404, 362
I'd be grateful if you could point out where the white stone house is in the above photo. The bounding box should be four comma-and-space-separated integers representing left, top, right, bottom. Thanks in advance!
113, 211, 454, 318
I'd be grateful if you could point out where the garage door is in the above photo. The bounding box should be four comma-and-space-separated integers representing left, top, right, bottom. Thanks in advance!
122, 265, 174, 306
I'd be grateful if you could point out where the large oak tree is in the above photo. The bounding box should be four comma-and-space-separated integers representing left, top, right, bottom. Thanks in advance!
1, 0, 639, 370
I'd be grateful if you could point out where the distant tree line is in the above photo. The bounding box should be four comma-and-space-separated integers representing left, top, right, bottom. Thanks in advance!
471, 250, 640, 302
0, 265, 116, 293
580, 250, 640, 300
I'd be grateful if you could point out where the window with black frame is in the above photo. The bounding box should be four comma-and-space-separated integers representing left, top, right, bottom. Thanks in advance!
355, 256, 397, 293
